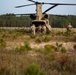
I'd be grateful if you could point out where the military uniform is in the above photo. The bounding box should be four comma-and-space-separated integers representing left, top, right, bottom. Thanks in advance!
45, 19, 51, 31
67, 23, 73, 32
31, 24, 36, 35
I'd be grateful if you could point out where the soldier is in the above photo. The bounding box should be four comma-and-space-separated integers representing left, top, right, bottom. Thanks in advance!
43, 14, 51, 32
31, 24, 36, 35
37, 25, 42, 33
42, 25, 46, 34
45, 19, 51, 32
67, 23, 73, 32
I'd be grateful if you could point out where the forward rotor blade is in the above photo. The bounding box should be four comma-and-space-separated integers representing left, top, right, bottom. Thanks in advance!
43, 3, 76, 13
42, 2, 76, 6
15, 4, 35, 8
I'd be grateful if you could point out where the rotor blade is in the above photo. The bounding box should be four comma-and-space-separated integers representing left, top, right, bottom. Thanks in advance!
15, 4, 35, 8
15, 13, 35, 15
41, 2, 76, 5
43, 3, 76, 13
27, 0, 36, 3
43, 5, 58, 14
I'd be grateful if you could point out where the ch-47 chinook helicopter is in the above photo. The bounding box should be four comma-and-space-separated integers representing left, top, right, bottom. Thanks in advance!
15, 0, 76, 35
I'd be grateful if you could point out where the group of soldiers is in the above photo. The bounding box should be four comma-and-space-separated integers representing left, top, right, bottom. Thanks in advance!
31, 18, 51, 35
31, 21, 73, 35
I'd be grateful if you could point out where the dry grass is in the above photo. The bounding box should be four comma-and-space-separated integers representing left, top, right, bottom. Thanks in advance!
0, 27, 76, 75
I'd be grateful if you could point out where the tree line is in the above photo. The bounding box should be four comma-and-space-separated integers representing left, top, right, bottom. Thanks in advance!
0, 13, 76, 28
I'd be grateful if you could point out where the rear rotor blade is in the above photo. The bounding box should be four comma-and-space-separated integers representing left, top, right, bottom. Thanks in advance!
15, 13, 35, 15
15, 4, 35, 8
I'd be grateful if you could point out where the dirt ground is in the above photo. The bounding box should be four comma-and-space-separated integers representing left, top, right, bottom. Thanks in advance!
5, 34, 76, 51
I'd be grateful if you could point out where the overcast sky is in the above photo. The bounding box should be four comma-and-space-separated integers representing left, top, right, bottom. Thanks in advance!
0, 0, 76, 15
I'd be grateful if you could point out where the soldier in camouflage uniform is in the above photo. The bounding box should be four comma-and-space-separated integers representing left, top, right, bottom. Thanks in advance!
31, 24, 36, 35
45, 18, 51, 32
37, 25, 42, 33
67, 23, 73, 32
42, 25, 46, 34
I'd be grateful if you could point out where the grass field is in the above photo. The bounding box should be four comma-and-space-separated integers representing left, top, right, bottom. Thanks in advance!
0, 27, 76, 75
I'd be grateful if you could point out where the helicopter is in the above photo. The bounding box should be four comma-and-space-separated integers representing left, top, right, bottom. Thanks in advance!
15, 0, 76, 35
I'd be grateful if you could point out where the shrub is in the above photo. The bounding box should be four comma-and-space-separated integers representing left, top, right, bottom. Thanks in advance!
24, 40, 31, 50
46, 29, 51, 35
15, 40, 31, 53
65, 38, 69, 42
56, 31, 63, 36
55, 42, 62, 51
44, 44, 53, 53
30, 34, 36, 39
60, 47, 67, 53
63, 31, 69, 36
23, 63, 45, 75
15, 45, 26, 53
0, 39, 6, 48
35, 37, 42, 43
42, 36, 50, 42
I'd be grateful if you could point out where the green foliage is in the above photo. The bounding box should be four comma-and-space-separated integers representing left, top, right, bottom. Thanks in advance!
46, 29, 51, 34
30, 34, 36, 39
42, 36, 50, 42
0, 14, 76, 28
0, 39, 6, 48
24, 40, 31, 50
65, 37, 70, 42
35, 37, 42, 43
15, 45, 26, 53
56, 31, 63, 35
55, 42, 62, 51
0, 14, 31, 27
23, 63, 45, 75
15, 40, 31, 53
60, 47, 67, 53
44, 44, 53, 53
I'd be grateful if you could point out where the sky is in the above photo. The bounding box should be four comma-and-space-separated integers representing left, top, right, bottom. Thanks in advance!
0, 0, 76, 15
